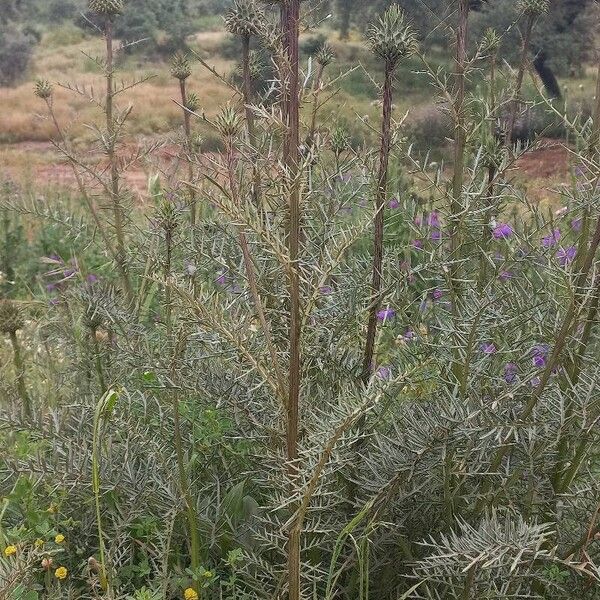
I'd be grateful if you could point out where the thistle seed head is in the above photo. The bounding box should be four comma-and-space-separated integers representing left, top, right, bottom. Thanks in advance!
170, 52, 192, 81
34, 79, 53, 100
367, 5, 417, 66
316, 43, 335, 67
224, 0, 265, 38
517, 0, 550, 16
0, 300, 24, 334
88, 0, 124, 15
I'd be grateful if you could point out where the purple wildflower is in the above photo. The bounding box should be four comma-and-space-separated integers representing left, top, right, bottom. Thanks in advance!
480, 342, 497, 355
542, 229, 561, 248
388, 198, 400, 209
377, 308, 396, 321
403, 328, 415, 340
216, 272, 228, 286
571, 217, 582, 232
431, 229, 442, 242
531, 376, 541, 387
431, 289, 443, 301
557, 246, 577, 266
412, 239, 423, 250
86, 274, 99, 284
427, 211, 441, 228
319, 285, 333, 295
504, 363, 518, 383
414, 215, 423, 227
498, 270, 513, 282
376, 366, 392, 380
493, 223, 513, 239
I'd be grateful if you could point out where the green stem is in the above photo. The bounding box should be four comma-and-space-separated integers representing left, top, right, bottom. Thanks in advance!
10, 331, 31, 418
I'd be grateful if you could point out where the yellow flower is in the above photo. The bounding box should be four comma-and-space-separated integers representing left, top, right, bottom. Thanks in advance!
34, 538, 44, 548
54, 534, 65, 544
55, 566, 68, 580
3, 545, 17, 557
203, 570, 213, 578
184, 588, 199, 600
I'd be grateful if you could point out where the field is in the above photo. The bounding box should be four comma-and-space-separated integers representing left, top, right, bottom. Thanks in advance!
2, 2, 600, 600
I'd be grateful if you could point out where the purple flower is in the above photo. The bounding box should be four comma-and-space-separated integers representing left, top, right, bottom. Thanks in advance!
533, 354, 546, 368
319, 285, 333, 295
414, 215, 423, 227
531, 376, 541, 387
431, 289, 443, 301
403, 328, 415, 340
557, 246, 577, 266
86, 274, 99, 284
431, 229, 442, 242
480, 342, 497, 355
216, 272, 228, 286
376, 366, 392, 380
542, 229, 561, 248
504, 362, 518, 383
388, 198, 400, 209
571, 217, 582, 232
46, 283, 57, 292
531, 344, 549, 368
412, 239, 423, 250
377, 308, 396, 321
498, 270, 513, 282
427, 211, 441, 228
493, 223, 513, 239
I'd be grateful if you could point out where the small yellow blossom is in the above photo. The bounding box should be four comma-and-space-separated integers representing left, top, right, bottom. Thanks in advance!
184, 588, 199, 600
54, 534, 65, 544
55, 566, 68, 580
34, 538, 44, 548
4, 545, 17, 557
203, 570, 213, 578
47, 504, 58, 514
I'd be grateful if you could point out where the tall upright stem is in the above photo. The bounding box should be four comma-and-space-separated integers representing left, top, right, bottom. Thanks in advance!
10, 331, 31, 418
178, 78, 197, 231
104, 17, 132, 301
282, 1, 302, 598
505, 14, 535, 143
361, 64, 394, 383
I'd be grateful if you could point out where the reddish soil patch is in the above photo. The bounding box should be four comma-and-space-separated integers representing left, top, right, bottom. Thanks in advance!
514, 139, 570, 180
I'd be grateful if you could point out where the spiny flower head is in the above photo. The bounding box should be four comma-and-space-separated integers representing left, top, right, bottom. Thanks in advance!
88, 0, 124, 15
480, 28, 500, 55
316, 43, 335, 67
216, 106, 243, 138
185, 92, 200, 113
170, 52, 192, 81
34, 79, 53, 100
367, 5, 417, 66
224, 0, 265, 38
0, 300, 24, 334
517, 0, 550, 16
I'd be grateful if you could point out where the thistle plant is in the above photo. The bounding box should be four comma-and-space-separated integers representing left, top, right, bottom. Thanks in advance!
4, 1, 600, 599
0, 299, 31, 418
362, 5, 416, 381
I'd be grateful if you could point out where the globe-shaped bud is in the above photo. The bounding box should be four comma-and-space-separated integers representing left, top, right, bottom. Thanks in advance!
517, 0, 550, 16
34, 79, 53, 100
224, 0, 265, 38
367, 5, 417, 66
88, 0, 124, 15
170, 52, 192, 81
316, 43, 335, 67
0, 300, 24, 334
